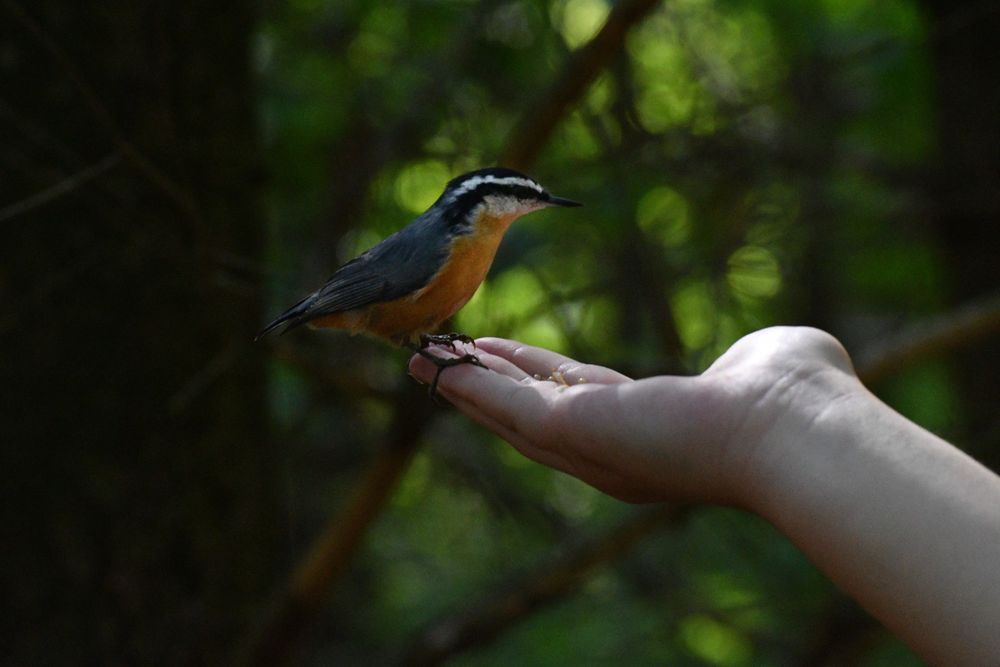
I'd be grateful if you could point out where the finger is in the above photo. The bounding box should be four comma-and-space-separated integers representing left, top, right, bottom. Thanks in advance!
408, 352, 578, 467
409, 347, 532, 383
469, 349, 533, 382
475, 338, 633, 384
441, 388, 576, 473
408, 352, 554, 443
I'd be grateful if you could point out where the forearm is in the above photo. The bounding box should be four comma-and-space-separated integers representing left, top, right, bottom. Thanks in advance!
747, 376, 1000, 665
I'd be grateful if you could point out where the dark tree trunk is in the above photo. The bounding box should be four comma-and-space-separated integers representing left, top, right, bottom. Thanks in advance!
923, 0, 1000, 459
1, 2, 277, 663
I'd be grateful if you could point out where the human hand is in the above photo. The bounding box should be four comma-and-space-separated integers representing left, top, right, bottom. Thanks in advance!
412, 327, 1000, 663
409, 326, 861, 507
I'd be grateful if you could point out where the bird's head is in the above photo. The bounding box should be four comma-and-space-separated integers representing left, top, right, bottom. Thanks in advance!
435, 167, 580, 231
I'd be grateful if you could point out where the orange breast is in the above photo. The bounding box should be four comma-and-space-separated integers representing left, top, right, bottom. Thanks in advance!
312, 211, 516, 346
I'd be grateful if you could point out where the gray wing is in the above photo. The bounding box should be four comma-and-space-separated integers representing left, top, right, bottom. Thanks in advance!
256, 217, 448, 338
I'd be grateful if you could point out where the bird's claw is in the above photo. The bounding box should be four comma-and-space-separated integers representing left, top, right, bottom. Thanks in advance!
411, 346, 486, 403
419, 332, 476, 351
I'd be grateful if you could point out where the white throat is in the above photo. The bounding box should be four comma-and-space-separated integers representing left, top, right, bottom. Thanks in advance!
481, 194, 546, 217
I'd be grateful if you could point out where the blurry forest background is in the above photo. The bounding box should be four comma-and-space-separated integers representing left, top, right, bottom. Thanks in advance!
3, 0, 1000, 664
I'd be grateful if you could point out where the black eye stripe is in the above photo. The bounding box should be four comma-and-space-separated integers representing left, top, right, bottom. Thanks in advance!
442, 183, 546, 232
458, 182, 543, 202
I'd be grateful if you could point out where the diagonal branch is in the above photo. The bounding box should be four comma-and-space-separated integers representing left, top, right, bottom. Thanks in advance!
0, 151, 121, 224
399, 505, 685, 667
4, 0, 198, 217
855, 290, 1000, 384
500, 0, 662, 170
238, 384, 434, 667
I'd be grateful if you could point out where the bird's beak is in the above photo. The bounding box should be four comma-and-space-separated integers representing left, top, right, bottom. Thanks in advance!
546, 195, 582, 207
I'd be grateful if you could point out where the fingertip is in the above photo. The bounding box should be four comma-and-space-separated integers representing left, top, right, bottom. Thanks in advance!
408, 354, 432, 384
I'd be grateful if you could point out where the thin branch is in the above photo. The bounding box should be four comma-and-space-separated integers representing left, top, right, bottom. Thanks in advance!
167, 342, 240, 415
399, 505, 685, 667
500, 0, 661, 169
3, 0, 198, 217
0, 152, 121, 224
855, 290, 1000, 385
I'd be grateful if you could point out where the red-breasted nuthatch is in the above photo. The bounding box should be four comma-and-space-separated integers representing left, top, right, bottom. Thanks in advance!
256, 167, 581, 394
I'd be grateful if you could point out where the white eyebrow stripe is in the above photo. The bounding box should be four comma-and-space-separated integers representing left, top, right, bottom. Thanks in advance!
449, 175, 543, 198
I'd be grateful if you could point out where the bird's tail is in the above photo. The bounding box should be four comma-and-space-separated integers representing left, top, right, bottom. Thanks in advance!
254, 294, 316, 341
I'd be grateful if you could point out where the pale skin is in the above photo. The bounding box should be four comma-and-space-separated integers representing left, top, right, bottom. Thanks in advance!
409, 326, 1000, 665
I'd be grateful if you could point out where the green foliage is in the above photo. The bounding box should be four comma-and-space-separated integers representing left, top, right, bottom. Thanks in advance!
256, 0, 965, 663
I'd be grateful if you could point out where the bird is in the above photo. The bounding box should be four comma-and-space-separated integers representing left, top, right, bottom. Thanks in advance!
256, 166, 581, 396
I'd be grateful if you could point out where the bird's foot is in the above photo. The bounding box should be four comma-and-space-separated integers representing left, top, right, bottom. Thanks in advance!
411, 346, 486, 403
419, 332, 476, 351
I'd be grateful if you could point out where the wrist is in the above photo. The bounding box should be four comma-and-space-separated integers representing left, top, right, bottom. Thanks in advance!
723, 358, 874, 517
721, 352, 1000, 664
